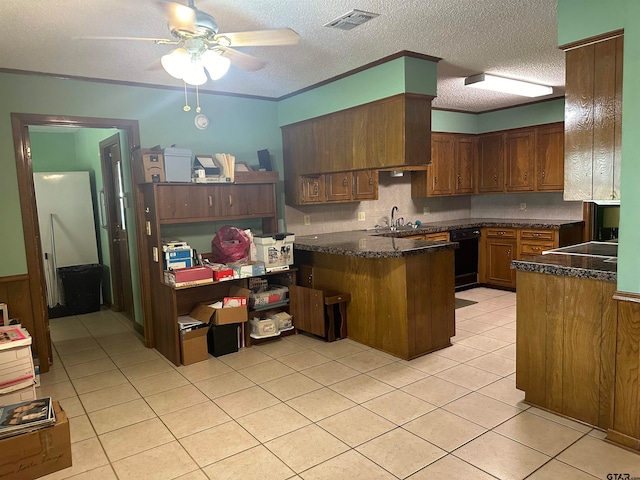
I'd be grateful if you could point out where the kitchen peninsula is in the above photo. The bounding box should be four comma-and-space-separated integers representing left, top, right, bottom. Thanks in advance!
294, 230, 457, 360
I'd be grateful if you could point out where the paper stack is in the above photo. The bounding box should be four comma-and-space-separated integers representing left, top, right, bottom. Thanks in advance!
214, 153, 236, 183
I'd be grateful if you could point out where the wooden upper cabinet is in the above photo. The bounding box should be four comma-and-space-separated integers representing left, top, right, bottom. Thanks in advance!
156, 185, 218, 221
477, 132, 505, 193
300, 175, 325, 204
564, 34, 623, 201
429, 134, 455, 195
455, 136, 476, 194
353, 170, 378, 200
505, 128, 535, 192
325, 172, 353, 202
536, 123, 564, 191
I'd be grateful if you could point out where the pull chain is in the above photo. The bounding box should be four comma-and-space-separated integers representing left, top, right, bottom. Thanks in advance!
183, 82, 191, 112
196, 85, 201, 113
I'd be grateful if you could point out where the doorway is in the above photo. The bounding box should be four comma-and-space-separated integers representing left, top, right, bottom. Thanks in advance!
11, 113, 144, 374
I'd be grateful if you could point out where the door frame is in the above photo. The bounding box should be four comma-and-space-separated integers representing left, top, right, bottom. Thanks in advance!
11, 113, 145, 373
99, 133, 135, 319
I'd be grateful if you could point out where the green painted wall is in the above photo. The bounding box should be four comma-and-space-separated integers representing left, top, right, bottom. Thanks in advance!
477, 99, 565, 133
0, 71, 282, 326
30, 132, 78, 172
558, 0, 640, 293
277, 56, 438, 126
432, 110, 478, 134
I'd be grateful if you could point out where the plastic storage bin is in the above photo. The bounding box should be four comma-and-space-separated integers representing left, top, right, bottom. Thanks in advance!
57, 264, 102, 314
249, 285, 288, 308
164, 147, 192, 182
249, 317, 279, 338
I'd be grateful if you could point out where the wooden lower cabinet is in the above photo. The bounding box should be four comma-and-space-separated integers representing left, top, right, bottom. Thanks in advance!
486, 238, 517, 288
289, 284, 325, 337
516, 271, 617, 430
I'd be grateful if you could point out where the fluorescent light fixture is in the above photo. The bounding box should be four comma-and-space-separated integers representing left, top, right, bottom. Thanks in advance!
465, 73, 553, 97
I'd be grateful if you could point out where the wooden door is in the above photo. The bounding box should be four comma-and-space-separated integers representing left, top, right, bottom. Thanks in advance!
353, 170, 378, 200
300, 175, 325, 204
536, 123, 564, 191
486, 239, 517, 288
429, 134, 454, 196
100, 134, 134, 320
289, 285, 325, 336
477, 132, 505, 193
455, 135, 476, 194
325, 172, 353, 202
506, 129, 535, 192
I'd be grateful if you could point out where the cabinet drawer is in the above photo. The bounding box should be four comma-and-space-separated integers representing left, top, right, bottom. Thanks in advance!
519, 242, 554, 256
486, 228, 516, 239
424, 232, 450, 242
520, 229, 555, 241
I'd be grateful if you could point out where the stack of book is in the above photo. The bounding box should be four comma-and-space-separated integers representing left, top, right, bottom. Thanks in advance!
0, 397, 56, 440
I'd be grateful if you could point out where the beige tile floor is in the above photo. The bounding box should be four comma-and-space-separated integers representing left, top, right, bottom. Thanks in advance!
38, 287, 640, 479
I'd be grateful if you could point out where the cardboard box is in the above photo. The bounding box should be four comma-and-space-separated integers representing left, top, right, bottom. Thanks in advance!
134, 149, 165, 184
232, 261, 266, 279
164, 266, 213, 287
179, 326, 209, 365
0, 401, 72, 480
189, 286, 250, 326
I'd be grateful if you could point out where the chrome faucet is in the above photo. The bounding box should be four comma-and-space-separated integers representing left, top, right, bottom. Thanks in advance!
391, 206, 399, 229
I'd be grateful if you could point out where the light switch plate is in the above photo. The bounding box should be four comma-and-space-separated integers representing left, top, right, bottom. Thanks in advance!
520, 203, 527, 211
358, 212, 366, 221
423, 206, 430, 214
304, 215, 311, 226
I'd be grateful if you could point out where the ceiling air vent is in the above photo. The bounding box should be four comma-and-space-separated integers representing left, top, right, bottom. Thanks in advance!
324, 9, 379, 31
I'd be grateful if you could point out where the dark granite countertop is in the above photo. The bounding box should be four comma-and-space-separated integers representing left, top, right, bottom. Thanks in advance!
294, 230, 457, 258
384, 218, 584, 237
511, 254, 617, 282
294, 218, 583, 258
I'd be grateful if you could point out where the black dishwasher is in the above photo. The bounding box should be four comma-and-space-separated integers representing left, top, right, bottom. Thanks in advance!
450, 228, 481, 291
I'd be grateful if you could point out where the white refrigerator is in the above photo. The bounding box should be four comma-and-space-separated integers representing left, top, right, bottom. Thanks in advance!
33, 172, 100, 307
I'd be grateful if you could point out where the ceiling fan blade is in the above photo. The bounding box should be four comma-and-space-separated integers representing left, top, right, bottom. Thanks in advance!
216, 47, 266, 71
74, 36, 172, 42
159, 1, 197, 32
214, 28, 299, 47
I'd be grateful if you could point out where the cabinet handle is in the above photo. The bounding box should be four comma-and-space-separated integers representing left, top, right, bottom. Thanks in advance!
228, 194, 233, 207
542, 170, 546, 179
208, 195, 213, 207
498, 231, 505, 235
342, 178, 348, 187
524, 172, 528, 180
434, 177, 438, 184
458, 175, 462, 184
533, 233, 540, 237
493, 174, 498, 183
532, 247, 541, 251
369, 177, 374, 185
508, 249, 511, 258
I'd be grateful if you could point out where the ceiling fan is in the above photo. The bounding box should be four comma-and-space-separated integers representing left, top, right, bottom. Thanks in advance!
82, 0, 300, 86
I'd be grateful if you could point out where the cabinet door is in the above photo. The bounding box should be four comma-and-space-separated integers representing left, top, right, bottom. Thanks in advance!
477, 132, 505, 193
486, 239, 517, 288
220, 184, 275, 217
325, 172, 353, 202
289, 285, 326, 336
429, 134, 455, 195
506, 129, 535, 192
300, 175, 325, 204
536, 123, 565, 191
156, 185, 216, 221
455, 136, 476, 194
353, 170, 378, 200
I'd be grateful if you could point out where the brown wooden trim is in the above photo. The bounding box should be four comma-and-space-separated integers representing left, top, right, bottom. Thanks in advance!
606, 429, 640, 452
478, 96, 565, 114
0, 68, 277, 102
583, 202, 594, 241
277, 51, 440, 101
559, 29, 624, 51
0, 274, 30, 283
133, 321, 145, 336
613, 291, 640, 304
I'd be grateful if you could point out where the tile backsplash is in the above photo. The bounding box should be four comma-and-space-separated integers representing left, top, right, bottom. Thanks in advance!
285, 172, 583, 235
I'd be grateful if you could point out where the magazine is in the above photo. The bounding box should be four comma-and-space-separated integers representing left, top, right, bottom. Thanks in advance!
0, 326, 31, 349
0, 397, 55, 439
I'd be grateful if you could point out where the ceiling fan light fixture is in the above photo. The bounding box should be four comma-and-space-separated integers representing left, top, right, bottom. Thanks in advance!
202, 50, 231, 80
465, 73, 553, 97
182, 62, 208, 86
161, 48, 191, 79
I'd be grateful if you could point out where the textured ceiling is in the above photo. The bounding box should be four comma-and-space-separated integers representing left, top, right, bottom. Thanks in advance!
0, 0, 565, 112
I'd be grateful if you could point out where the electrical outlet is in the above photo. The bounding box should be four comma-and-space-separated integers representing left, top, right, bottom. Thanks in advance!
304, 215, 311, 226
423, 206, 430, 214
358, 212, 366, 221
519, 203, 527, 211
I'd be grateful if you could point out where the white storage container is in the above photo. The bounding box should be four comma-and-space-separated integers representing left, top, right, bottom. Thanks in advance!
254, 233, 295, 272
249, 285, 289, 308
268, 311, 293, 331
249, 316, 279, 338
164, 147, 193, 182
